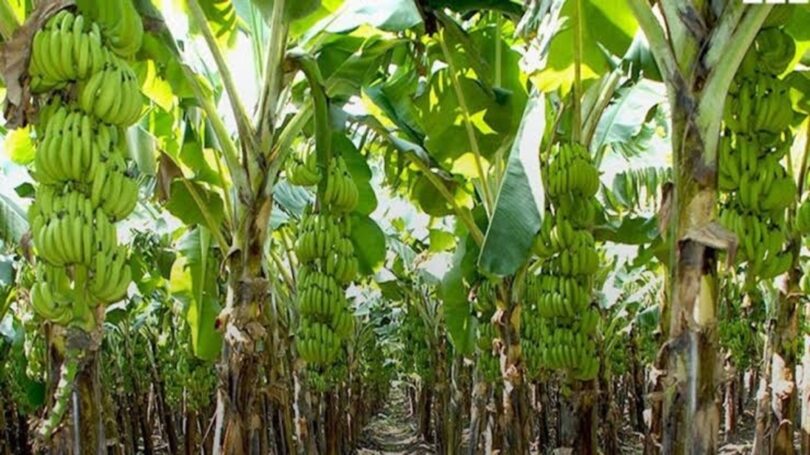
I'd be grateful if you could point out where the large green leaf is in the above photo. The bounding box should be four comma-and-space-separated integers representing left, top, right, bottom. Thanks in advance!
440, 235, 477, 356
593, 215, 658, 245
178, 122, 224, 187
591, 79, 665, 153
318, 34, 406, 100
785, 6, 810, 71
326, 0, 422, 33
479, 92, 545, 276
603, 165, 670, 211
349, 214, 386, 275
410, 174, 454, 217
127, 126, 157, 176
362, 61, 425, 143
622, 32, 661, 81
181, 0, 240, 47
415, 71, 507, 176
172, 227, 222, 361
533, 0, 637, 92
164, 180, 225, 228
0, 194, 28, 246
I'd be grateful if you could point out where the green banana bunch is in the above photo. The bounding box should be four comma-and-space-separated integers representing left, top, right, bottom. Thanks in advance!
535, 325, 598, 378
752, 75, 794, 134
474, 280, 497, 315
76, 0, 143, 58
297, 321, 341, 365
33, 108, 103, 185
324, 246, 359, 284
286, 147, 321, 187
96, 166, 140, 221
718, 133, 742, 191
753, 28, 795, 76
548, 158, 600, 198
331, 309, 356, 339
297, 267, 348, 320
479, 347, 501, 383
29, 10, 108, 92
556, 195, 600, 229
77, 57, 144, 126
294, 153, 362, 367
526, 141, 602, 380
719, 24, 797, 284
294, 212, 344, 264
88, 245, 131, 303
31, 193, 117, 267
324, 157, 359, 213
24, 2, 143, 441
30, 281, 72, 325
477, 321, 496, 352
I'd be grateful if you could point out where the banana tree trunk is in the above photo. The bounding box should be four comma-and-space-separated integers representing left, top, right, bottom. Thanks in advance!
433, 336, 449, 454
559, 380, 597, 454
753, 319, 775, 454
73, 353, 105, 455
629, 2, 774, 453
293, 367, 318, 455
147, 340, 178, 454
495, 281, 530, 454
646, 264, 670, 454
801, 298, 810, 453
724, 359, 737, 439
536, 380, 550, 452
448, 354, 463, 454
769, 254, 802, 454
215, 197, 271, 455
467, 377, 488, 455
418, 381, 433, 443
491, 385, 504, 453
603, 376, 620, 455
324, 390, 338, 455
47, 327, 105, 455
660, 90, 722, 455
630, 332, 647, 433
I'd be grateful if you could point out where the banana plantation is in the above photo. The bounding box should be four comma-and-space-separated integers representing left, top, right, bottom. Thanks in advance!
2, 0, 810, 454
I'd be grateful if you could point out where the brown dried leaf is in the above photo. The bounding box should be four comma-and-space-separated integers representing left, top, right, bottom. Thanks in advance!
155, 151, 183, 202
683, 221, 738, 266
0, 0, 73, 128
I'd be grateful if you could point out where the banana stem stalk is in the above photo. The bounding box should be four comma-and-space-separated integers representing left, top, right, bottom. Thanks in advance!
186, 0, 256, 158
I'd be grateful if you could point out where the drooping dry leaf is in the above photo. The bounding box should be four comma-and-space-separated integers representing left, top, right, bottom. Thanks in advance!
683, 221, 738, 266
155, 151, 183, 202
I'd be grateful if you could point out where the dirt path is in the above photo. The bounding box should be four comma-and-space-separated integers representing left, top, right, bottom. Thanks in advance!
357, 384, 434, 454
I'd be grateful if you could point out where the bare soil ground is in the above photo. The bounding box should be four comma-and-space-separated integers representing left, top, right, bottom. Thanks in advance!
357, 387, 434, 454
